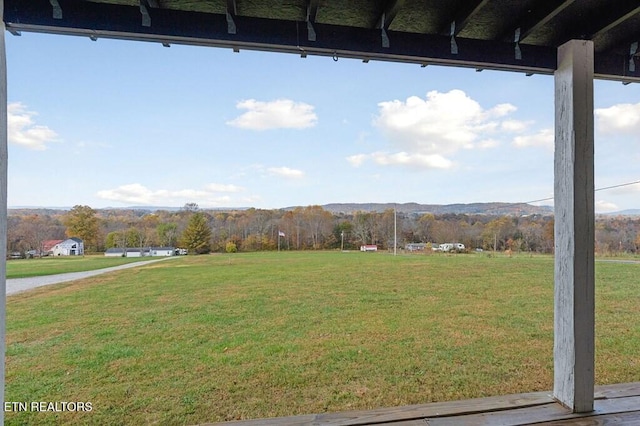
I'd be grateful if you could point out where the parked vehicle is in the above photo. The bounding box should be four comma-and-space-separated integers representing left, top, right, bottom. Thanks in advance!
438, 243, 465, 253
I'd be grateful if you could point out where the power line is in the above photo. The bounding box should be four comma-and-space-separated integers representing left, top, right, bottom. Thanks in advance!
476, 179, 640, 215
523, 179, 640, 205
594, 179, 640, 193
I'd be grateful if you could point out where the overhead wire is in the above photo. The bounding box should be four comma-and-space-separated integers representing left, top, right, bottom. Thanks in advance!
475, 179, 640, 215
521, 179, 640, 205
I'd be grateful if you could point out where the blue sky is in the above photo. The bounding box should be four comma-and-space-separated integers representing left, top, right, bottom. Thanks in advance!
6, 32, 640, 212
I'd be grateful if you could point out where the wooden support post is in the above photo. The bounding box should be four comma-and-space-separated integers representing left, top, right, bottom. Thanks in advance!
0, 0, 8, 422
553, 39, 595, 413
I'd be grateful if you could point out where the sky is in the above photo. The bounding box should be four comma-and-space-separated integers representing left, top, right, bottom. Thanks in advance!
5, 32, 640, 212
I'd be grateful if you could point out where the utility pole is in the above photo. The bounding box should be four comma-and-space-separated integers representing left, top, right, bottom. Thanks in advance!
394, 205, 397, 256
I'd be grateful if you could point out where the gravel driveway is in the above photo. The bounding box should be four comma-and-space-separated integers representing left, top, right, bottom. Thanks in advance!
6, 257, 178, 296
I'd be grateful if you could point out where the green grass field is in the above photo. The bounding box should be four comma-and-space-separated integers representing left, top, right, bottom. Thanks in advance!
6, 255, 154, 279
5, 252, 640, 425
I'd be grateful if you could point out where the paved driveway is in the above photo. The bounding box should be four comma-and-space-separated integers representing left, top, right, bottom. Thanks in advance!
6, 257, 177, 296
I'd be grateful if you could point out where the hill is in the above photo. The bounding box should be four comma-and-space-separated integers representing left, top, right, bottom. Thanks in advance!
313, 202, 553, 216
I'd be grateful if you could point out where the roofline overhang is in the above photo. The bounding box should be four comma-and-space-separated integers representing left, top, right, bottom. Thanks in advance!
4, 0, 640, 83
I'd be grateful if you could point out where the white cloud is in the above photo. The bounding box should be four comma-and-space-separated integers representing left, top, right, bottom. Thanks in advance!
204, 183, 244, 193
97, 183, 245, 206
349, 151, 453, 169
8, 102, 58, 150
476, 139, 500, 149
595, 103, 640, 133
512, 128, 554, 149
346, 154, 367, 167
267, 166, 305, 179
595, 200, 619, 213
227, 99, 317, 130
501, 119, 533, 132
490, 103, 518, 117
374, 90, 515, 155
352, 90, 517, 170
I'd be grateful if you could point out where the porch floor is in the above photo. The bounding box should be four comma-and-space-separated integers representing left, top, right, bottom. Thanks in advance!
206, 382, 640, 425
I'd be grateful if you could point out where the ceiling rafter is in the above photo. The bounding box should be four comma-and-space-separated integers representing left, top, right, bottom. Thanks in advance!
441, 0, 490, 36
589, 4, 640, 54
376, 0, 404, 30
590, 5, 640, 40
501, 0, 575, 43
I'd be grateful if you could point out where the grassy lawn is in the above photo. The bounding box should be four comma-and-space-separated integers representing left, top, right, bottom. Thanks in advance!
5, 252, 639, 425
6, 255, 154, 279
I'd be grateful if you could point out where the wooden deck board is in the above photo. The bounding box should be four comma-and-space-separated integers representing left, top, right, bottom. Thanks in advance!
594, 382, 640, 399
207, 382, 640, 426
425, 396, 640, 425
313, 391, 554, 425
536, 410, 640, 425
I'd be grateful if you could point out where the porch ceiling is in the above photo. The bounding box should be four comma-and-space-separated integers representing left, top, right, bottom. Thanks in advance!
4, 0, 640, 82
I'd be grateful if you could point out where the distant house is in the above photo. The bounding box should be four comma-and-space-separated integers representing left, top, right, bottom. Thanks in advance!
46, 238, 84, 256
104, 248, 125, 257
124, 248, 148, 258
150, 247, 174, 257
42, 240, 63, 255
104, 247, 175, 258
360, 244, 378, 252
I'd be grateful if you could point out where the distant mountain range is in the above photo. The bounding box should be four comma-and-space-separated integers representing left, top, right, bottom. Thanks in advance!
601, 209, 640, 216
7, 203, 640, 217
309, 202, 554, 216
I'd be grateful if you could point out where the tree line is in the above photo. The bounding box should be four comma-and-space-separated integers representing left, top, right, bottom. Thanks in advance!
7, 204, 640, 256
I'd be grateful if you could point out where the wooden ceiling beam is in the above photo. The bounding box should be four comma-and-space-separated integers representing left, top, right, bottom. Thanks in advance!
375, 0, 404, 30
590, 6, 640, 40
589, 4, 640, 54
441, 0, 489, 36
374, 0, 405, 48
501, 0, 575, 43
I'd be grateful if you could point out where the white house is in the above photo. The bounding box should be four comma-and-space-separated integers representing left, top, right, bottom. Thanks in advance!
360, 245, 378, 252
50, 238, 84, 256
104, 247, 175, 257
150, 247, 174, 257
104, 248, 125, 257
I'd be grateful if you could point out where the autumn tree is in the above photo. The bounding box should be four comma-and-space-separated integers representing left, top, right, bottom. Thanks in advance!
19, 214, 63, 256
157, 222, 178, 247
180, 212, 212, 254
378, 209, 397, 250
303, 206, 333, 249
63, 205, 99, 252
352, 211, 374, 245
290, 207, 306, 249
482, 216, 516, 251
416, 213, 436, 242
333, 220, 354, 250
